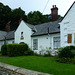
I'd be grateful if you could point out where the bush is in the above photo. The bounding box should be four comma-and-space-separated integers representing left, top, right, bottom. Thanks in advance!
24, 49, 34, 56
1, 44, 7, 56
7, 43, 29, 57
58, 46, 74, 58
56, 57, 75, 64
44, 50, 52, 57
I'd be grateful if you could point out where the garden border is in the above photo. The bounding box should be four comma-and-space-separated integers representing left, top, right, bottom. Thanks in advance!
0, 62, 52, 75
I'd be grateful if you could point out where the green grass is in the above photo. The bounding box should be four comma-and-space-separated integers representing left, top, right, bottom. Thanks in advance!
0, 56, 75, 75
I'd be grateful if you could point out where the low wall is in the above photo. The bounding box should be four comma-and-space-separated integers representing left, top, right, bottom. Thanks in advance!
0, 62, 52, 75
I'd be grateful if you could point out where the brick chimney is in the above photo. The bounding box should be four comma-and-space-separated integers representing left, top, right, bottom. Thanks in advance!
51, 5, 58, 21
19, 18, 22, 25
5, 21, 11, 32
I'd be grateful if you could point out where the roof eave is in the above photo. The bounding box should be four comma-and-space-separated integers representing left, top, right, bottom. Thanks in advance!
31, 32, 60, 37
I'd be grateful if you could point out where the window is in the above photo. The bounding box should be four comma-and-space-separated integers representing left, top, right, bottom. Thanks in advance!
21, 32, 24, 40
53, 37, 60, 49
74, 33, 75, 43
33, 39, 38, 50
64, 35, 67, 43
21, 32, 23, 37
67, 34, 72, 43
12, 41, 14, 43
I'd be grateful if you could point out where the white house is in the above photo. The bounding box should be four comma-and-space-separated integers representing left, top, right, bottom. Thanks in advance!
60, 1, 75, 47
15, 20, 60, 54
1, 1, 75, 54
0, 5, 61, 55
14, 5, 60, 55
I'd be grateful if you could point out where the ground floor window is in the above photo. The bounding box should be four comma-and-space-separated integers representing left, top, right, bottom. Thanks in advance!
53, 37, 60, 49
12, 41, 14, 43
33, 39, 38, 50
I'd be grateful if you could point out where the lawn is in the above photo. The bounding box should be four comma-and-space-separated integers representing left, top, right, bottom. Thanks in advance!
0, 56, 75, 75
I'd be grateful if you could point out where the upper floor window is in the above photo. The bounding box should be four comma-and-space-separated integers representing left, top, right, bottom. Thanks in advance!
21, 32, 23, 37
21, 32, 24, 40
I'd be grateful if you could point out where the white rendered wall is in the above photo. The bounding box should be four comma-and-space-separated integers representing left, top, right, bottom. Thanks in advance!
32, 33, 60, 54
60, 3, 75, 47
15, 20, 32, 48
6, 40, 14, 44
0, 39, 14, 51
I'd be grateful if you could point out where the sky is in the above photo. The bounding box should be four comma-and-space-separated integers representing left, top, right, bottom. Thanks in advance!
0, 0, 75, 16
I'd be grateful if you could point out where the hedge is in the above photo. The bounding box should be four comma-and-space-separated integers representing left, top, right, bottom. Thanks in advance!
7, 43, 28, 57
1, 44, 7, 56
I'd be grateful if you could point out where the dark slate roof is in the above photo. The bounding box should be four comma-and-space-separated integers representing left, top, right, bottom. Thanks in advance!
31, 20, 60, 37
0, 30, 15, 41
6, 30, 15, 40
0, 31, 7, 41
24, 21, 34, 29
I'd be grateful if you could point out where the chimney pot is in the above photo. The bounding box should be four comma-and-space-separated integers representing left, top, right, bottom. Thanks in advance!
6, 23, 10, 32
51, 5, 58, 21
53, 5, 54, 8
55, 5, 56, 8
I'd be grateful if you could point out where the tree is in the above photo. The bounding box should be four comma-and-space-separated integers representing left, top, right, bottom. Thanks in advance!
27, 11, 62, 25
0, 3, 11, 30
9, 7, 27, 30
27, 11, 50, 25
0, 2, 27, 30
0, 2, 63, 31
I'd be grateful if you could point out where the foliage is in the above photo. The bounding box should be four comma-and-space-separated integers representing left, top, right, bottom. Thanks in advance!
27, 11, 51, 25
24, 48, 34, 55
0, 2, 63, 31
0, 3, 11, 30
34, 51, 39, 56
44, 47, 52, 57
0, 2, 27, 31
58, 46, 75, 58
9, 7, 27, 30
7, 43, 28, 57
1, 44, 7, 56
57, 57, 75, 64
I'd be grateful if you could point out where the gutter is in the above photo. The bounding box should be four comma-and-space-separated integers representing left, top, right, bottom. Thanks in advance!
31, 32, 60, 37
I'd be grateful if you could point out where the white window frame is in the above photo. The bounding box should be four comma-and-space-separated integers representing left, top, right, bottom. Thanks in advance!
33, 39, 38, 50
53, 37, 60, 49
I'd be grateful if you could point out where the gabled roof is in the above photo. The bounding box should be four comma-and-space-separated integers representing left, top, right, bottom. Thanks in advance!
62, 1, 75, 21
0, 19, 60, 40
24, 22, 34, 29
31, 20, 60, 37
18, 20, 60, 37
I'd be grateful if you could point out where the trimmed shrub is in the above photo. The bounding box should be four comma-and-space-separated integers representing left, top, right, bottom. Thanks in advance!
58, 46, 74, 58
7, 43, 28, 57
24, 49, 34, 56
56, 57, 75, 64
1, 44, 7, 56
